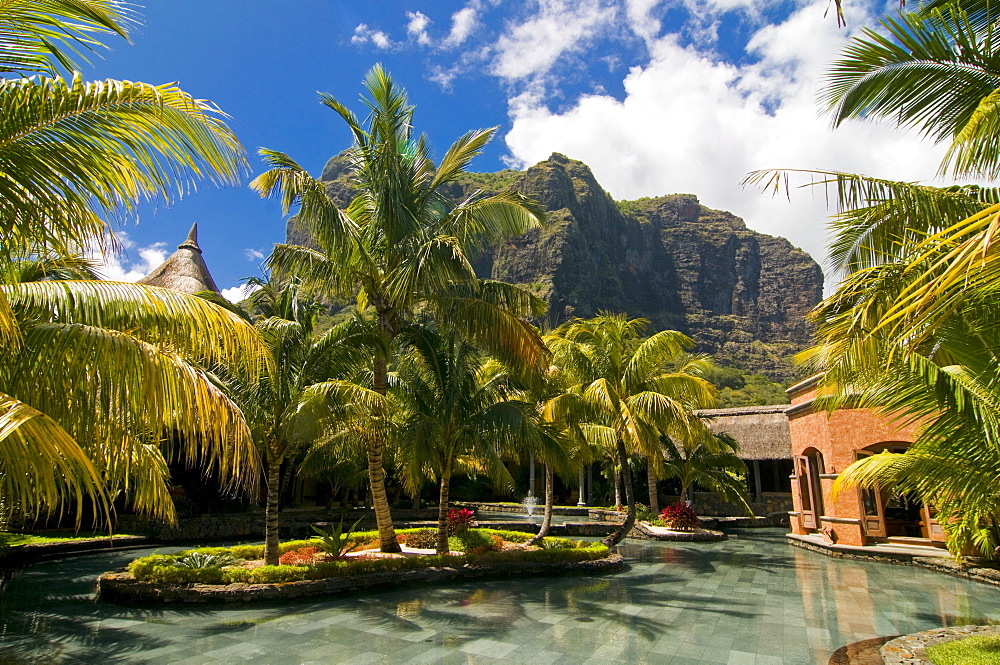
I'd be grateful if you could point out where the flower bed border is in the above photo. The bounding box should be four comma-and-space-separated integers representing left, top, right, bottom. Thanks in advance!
96, 553, 625, 605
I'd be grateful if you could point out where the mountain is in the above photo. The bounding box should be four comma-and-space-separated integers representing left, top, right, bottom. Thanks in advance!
291, 152, 823, 380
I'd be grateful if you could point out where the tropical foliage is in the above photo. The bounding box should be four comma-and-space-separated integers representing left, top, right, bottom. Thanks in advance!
547, 314, 716, 546
392, 327, 546, 553
0, 2, 261, 526
213, 278, 380, 564
746, 0, 1000, 556
659, 432, 751, 515
252, 64, 548, 551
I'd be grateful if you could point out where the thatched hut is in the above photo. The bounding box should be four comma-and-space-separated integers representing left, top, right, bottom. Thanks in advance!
138, 223, 220, 295
696, 405, 793, 503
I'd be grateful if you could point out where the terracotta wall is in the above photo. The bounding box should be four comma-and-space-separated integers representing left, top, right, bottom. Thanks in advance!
786, 377, 920, 546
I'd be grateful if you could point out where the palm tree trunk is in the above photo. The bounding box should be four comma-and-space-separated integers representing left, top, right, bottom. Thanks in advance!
370, 351, 401, 553
613, 462, 622, 509
436, 462, 452, 554
647, 455, 659, 515
264, 450, 282, 566
526, 463, 555, 546
602, 440, 636, 547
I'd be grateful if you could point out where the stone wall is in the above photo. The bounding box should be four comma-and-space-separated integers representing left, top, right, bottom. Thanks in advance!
659, 492, 792, 517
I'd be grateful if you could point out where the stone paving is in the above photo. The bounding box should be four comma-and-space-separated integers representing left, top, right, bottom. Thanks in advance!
1, 529, 999, 664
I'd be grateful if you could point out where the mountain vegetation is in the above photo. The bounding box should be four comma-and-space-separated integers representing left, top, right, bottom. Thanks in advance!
302, 152, 823, 382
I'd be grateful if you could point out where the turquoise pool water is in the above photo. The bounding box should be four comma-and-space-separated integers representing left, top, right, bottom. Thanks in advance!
1, 529, 997, 664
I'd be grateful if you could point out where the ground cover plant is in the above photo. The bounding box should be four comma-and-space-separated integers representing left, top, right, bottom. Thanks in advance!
125, 528, 608, 586
0, 531, 143, 548
926, 633, 1000, 665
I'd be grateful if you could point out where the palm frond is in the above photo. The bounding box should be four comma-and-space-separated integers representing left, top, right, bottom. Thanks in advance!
0, 75, 246, 267
0, 0, 134, 75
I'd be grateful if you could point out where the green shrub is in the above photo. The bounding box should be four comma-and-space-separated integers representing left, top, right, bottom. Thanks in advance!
480, 544, 609, 564
228, 544, 264, 559
449, 529, 500, 554
538, 537, 577, 550
124, 530, 604, 586
174, 552, 236, 569
476, 528, 531, 543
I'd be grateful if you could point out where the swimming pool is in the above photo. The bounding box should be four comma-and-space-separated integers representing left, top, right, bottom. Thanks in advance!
1, 528, 996, 664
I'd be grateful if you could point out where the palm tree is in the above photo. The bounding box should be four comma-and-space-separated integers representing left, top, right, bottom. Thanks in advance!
660, 432, 752, 515
522, 336, 578, 546
3, 279, 267, 524
251, 65, 548, 552
218, 278, 382, 565
0, 3, 261, 524
823, 1, 1000, 179
743, 0, 1000, 556
548, 314, 716, 546
393, 327, 543, 554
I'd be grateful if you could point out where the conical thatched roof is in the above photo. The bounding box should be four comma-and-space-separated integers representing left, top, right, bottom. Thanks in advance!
137, 223, 220, 294
695, 405, 792, 460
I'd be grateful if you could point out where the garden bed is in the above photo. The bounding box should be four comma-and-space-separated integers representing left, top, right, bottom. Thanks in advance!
96, 528, 623, 605
630, 521, 726, 542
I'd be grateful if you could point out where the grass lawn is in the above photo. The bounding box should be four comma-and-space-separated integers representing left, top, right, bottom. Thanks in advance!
0, 531, 141, 548
928, 634, 1000, 665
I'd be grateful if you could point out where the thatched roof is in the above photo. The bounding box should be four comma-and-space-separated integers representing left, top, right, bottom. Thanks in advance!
137, 223, 220, 295
695, 405, 792, 460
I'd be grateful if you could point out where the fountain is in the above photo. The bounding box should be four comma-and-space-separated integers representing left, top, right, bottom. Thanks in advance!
522, 495, 538, 517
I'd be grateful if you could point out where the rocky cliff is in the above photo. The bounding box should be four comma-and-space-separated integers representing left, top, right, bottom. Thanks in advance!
294, 152, 823, 379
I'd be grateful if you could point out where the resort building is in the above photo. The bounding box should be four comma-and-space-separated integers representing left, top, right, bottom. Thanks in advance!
138, 223, 221, 295
696, 405, 793, 516
785, 375, 946, 549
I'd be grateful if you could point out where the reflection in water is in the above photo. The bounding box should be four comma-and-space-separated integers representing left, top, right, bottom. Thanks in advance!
0, 530, 998, 664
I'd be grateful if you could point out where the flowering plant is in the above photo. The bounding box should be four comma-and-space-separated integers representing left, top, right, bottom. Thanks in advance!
659, 503, 699, 531
278, 546, 321, 565
447, 508, 476, 534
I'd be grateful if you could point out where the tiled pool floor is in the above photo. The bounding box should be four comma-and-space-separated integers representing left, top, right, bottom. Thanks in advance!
1, 529, 997, 664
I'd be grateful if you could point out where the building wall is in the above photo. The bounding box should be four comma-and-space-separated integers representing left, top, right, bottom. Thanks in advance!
786, 378, 920, 546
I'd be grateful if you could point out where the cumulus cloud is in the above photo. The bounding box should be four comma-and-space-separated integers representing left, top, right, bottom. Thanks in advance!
89, 232, 168, 282
221, 283, 260, 304
352, 24, 394, 50
503, 1, 946, 286
444, 7, 479, 47
489, 0, 618, 81
407, 11, 433, 46
244, 248, 266, 261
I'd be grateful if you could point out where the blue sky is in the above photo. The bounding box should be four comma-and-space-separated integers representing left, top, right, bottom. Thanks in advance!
85, 0, 944, 298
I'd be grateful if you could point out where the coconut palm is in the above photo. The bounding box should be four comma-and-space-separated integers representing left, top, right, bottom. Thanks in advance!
0, 3, 260, 524
823, 1, 1000, 179
660, 432, 751, 515
522, 337, 579, 547
548, 314, 716, 546
743, 0, 1000, 556
392, 327, 544, 554
251, 65, 548, 552
219, 278, 383, 565
3, 279, 267, 524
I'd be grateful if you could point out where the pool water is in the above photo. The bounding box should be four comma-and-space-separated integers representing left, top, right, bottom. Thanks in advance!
1, 529, 997, 664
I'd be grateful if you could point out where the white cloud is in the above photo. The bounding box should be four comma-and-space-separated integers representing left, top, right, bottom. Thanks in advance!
352, 24, 394, 50
489, 0, 618, 81
244, 248, 265, 261
407, 11, 433, 46
444, 7, 479, 47
90, 232, 168, 282
503, 1, 946, 288
220, 283, 260, 304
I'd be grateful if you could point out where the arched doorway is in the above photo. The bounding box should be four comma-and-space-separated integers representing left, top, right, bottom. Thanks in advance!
856, 442, 945, 544
794, 448, 825, 530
